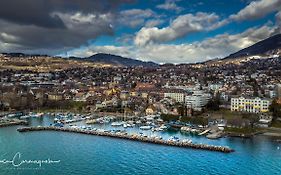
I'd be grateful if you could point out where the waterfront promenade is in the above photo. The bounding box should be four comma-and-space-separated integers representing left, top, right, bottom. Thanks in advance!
17, 126, 234, 153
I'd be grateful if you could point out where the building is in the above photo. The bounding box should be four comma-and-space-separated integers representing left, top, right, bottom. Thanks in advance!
208, 84, 223, 91
231, 97, 271, 113
185, 91, 211, 111
164, 89, 186, 103
120, 91, 129, 99
47, 93, 63, 101
145, 105, 157, 115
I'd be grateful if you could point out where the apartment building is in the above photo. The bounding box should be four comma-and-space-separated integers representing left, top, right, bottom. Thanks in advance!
185, 91, 211, 111
231, 96, 271, 113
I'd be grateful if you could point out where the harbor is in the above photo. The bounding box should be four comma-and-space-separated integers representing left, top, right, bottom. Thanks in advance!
1, 112, 281, 175
17, 126, 234, 153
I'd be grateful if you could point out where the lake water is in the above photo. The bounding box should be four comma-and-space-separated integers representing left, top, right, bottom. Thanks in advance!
0, 116, 281, 175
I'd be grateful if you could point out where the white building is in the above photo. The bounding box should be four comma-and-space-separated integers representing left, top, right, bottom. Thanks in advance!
231, 97, 271, 113
164, 90, 186, 103
185, 91, 211, 111
208, 84, 223, 91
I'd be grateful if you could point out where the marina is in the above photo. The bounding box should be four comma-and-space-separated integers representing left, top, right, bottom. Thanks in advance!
1, 113, 281, 175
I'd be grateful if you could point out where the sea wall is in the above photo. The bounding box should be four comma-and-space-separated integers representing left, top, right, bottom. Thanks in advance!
0, 120, 28, 128
17, 126, 234, 153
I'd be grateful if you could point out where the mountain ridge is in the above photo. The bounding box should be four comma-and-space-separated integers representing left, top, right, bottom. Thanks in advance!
224, 33, 281, 59
1, 52, 159, 68
84, 53, 158, 67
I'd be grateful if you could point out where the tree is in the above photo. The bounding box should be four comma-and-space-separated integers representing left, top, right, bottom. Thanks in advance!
206, 92, 221, 111
269, 99, 281, 120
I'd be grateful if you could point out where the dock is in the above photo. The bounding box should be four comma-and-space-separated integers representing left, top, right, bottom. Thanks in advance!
17, 126, 234, 153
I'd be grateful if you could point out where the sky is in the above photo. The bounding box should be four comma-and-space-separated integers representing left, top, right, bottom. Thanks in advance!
0, 0, 280, 64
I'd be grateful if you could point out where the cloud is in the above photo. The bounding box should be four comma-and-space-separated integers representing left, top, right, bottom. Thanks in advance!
116, 34, 135, 44
274, 11, 281, 33
230, 0, 281, 21
134, 25, 275, 63
145, 19, 165, 27
118, 9, 156, 28
0, 0, 132, 28
0, 0, 133, 54
156, 0, 183, 13
69, 24, 276, 64
276, 11, 281, 24
134, 12, 226, 46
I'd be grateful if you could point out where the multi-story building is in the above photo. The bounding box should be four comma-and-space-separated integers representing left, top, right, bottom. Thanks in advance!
231, 97, 271, 113
185, 91, 211, 111
164, 89, 186, 103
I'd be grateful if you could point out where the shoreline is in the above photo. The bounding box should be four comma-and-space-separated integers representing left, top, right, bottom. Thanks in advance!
17, 126, 234, 153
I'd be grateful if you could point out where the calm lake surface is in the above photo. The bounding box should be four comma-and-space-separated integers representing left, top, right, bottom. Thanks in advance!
0, 116, 281, 175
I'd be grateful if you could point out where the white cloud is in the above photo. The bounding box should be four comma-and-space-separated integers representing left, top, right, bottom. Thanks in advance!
276, 11, 281, 24
274, 11, 281, 33
157, 0, 183, 13
145, 19, 165, 27
230, 0, 281, 21
55, 12, 114, 30
134, 12, 226, 46
68, 24, 276, 64
118, 9, 156, 28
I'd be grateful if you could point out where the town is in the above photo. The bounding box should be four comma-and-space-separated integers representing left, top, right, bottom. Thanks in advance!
1, 53, 281, 139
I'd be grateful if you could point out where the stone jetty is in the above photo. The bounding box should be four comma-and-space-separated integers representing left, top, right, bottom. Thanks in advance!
17, 126, 234, 153
0, 120, 28, 128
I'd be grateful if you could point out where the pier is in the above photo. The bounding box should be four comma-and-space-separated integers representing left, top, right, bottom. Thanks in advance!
17, 126, 234, 153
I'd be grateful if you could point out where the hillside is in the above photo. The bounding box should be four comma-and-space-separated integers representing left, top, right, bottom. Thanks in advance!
85, 53, 158, 67
0, 53, 112, 72
225, 34, 281, 59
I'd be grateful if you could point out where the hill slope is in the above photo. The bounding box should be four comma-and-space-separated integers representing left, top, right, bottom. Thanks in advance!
85, 53, 158, 67
225, 34, 281, 59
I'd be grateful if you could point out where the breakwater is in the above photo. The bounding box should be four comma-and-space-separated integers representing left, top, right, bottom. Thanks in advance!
17, 126, 234, 153
0, 120, 28, 128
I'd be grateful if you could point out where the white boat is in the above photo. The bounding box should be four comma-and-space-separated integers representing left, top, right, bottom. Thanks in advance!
181, 139, 192, 144
111, 122, 123, 126
180, 126, 191, 132
126, 124, 133, 127
140, 126, 151, 130
70, 125, 79, 129
160, 125, 168, 130
20, 115, 30, 119
190, 129, 199, 133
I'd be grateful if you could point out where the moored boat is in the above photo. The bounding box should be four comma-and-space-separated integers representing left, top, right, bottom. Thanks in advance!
140, 126, 151, 130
